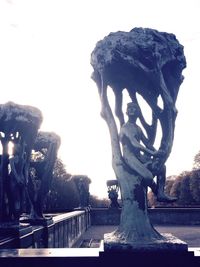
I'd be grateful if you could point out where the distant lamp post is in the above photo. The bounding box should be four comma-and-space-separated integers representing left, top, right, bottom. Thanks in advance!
106, 180, 120, 208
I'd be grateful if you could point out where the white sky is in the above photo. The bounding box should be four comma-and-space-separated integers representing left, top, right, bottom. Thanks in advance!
0, 0, 200, 198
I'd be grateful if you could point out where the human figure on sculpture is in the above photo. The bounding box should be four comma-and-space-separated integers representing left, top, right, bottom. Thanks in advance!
9, 138, 27, 220
119, 102, 176, 202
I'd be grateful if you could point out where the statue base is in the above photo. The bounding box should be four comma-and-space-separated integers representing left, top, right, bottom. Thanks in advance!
104, 233, 188, 252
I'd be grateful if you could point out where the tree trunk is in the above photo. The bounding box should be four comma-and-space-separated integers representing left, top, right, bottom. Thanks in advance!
109, 164, 162, 244
99, 75, 163, 245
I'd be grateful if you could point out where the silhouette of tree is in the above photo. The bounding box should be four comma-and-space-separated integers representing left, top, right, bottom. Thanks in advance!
189, 169, 200, 203
178, 174, 194, 205
193, 150, 200, 170
44, 158, 80, 212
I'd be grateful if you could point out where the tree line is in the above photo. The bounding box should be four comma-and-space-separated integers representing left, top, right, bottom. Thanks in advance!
44, 158, 88, 212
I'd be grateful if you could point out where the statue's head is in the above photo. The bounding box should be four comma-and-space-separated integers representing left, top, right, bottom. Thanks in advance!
126, 102, 139, 117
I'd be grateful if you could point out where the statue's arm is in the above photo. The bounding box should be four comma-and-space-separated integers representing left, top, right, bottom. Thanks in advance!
120, 127, 155, 156
140, 130, 156, 152
120, 131, 154, 180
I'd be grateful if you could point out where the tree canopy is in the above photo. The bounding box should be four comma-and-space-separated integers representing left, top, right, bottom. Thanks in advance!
193, 150, 200, 170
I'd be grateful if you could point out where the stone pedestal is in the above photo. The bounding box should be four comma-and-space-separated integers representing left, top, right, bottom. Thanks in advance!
103, 232, 194, 267
104, 232, 188, 252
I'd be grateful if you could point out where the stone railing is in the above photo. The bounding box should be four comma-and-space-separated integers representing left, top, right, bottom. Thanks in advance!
0, 209, 90, 249
1, 207, 200, 249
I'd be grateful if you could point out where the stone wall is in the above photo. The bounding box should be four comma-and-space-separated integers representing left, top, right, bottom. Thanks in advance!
148, 208, 200, 225
91, 208, 200, 225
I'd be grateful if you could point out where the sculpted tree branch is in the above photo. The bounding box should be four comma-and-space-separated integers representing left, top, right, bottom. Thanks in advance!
99, 76, 123, 167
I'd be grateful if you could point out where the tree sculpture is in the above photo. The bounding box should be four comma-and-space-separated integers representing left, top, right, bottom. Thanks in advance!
91, 28, 186, 250
106, 180, 120, 208
28, 131, 61, 222
0, 102, 42, 223
71, 175, 91, 208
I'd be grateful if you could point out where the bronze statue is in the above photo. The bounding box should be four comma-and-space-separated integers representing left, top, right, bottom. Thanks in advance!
0, 102, 42, 223
28, 131, 60, 221
91, 27, 186, 250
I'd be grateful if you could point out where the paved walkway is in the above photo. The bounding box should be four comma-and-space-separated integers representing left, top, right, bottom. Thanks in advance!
76, 225, 200, 248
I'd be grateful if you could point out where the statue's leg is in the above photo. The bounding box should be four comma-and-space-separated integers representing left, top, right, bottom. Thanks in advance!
123, 151, 154, 185
156, 165, 177, 203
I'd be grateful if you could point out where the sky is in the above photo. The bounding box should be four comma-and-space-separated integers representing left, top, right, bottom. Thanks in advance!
0, 0, 200, 198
